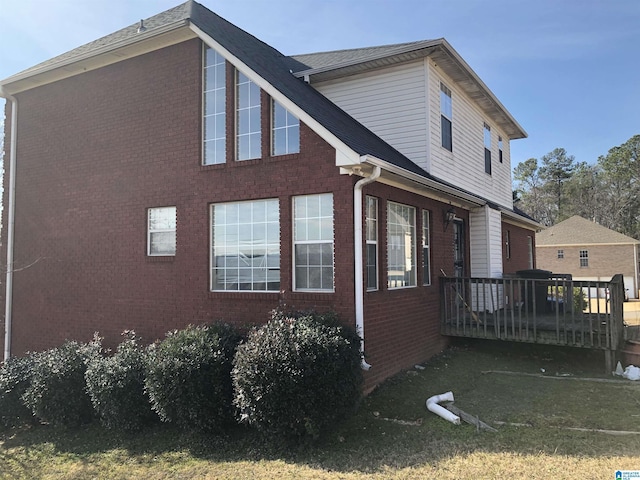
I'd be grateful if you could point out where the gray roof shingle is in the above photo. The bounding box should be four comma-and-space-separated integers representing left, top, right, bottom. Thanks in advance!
536, 216, 639, 246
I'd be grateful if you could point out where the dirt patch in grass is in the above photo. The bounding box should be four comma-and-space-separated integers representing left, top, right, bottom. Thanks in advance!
1, 339, 639, 479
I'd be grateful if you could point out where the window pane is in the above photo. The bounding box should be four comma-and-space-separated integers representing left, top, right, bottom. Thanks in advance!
293, 194, 334, 291
148, 206, 176, 256
203, 47, 226, 165
211, 199, 279, 291
387, 202, 416, 288
236, 71, 261, 161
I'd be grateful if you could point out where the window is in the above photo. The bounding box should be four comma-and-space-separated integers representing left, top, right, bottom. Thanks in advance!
294, 193, 334, 291
422, 210, 431, 286
272, 100, 299, 155
365, 196, 378, 291
387, 202, 416, 288
527, 236, 533, 269
580, 250, 589, 268
505, 229, 511, 260
498, 136, 503, 163
440, 82, 452, 151
484, 123, 492, 174
211, 199, 280, 291
557, 249, 564, 259
236, 71, 261, 160
148, 206, 176, 256
203, 46, 226, 165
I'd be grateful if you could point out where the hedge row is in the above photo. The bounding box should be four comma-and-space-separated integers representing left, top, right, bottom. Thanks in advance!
0, 311, 363, 439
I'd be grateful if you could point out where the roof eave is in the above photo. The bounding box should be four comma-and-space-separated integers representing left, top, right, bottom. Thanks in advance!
295, 39, 527, 140
0, 19, 195, 97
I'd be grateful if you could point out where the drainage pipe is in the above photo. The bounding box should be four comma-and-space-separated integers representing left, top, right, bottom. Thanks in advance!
426, 391, 461, 425
353, 165, 381, 370
2, 92, 17, 361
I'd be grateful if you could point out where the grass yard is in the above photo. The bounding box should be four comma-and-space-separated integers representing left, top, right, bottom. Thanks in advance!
1, 339, 639, 479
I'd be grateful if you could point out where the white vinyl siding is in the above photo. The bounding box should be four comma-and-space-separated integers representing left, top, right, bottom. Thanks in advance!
427, 61, 512, 208
315, 58, 513, 209
469, 206, 503, 278
314, 61, 428, 166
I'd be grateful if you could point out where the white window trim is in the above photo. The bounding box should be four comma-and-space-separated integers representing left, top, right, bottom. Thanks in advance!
271, 99, 300, 156
387, 201, 417, 290
422, 210, 431, 286
292, 194, 335, 292
147, 206, 176, 256
366, 195, 378, 292
203, 45, 226, 166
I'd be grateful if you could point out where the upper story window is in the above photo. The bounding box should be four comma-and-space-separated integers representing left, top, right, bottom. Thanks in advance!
498, 136, 504, 163
365, 196, 378, 291
148, 206, 176, 256
272, 100, 300, 156
579, 250, 589, 268
293, 193, 334, 291
387, 201, 416, 289
484, 123, 492, 175
422, 210, 431, 286
440, 82, 453, 152
211, 199, 280, 291
557, 249, 564, 259
236, 72, 261, 161
203, 46, 226, 165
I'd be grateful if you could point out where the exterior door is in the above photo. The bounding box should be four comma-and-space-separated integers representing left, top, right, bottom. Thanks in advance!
453, 220, 465, 277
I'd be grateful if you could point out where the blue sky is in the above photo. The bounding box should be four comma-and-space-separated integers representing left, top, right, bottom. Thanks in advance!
1, 0, 639, 169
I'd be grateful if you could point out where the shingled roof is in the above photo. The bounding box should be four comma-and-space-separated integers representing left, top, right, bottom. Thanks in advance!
536, 216, 640, 246
1, 1, 532, 223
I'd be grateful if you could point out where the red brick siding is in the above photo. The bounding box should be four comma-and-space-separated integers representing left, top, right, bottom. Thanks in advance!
502, 222, 536, 274
0, 39, 356, 355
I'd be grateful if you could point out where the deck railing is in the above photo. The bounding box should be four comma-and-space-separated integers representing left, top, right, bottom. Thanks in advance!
440, 274, 625, 367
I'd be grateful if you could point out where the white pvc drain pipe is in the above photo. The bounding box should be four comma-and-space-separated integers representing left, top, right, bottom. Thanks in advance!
426, 391, 460, 425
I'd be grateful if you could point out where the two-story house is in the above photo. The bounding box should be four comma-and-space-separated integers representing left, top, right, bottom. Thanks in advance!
0, 1, 538, 388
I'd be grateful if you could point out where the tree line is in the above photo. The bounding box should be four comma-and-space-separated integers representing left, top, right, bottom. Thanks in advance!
513, 134, 640, 239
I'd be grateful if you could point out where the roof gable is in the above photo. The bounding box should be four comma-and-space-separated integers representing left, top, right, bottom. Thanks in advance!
536, 215, 640, 246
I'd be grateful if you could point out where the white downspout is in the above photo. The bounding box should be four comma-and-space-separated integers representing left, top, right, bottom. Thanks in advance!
426, 391, 461, 425
353, 165, 381, 370
3, 92, 17, 361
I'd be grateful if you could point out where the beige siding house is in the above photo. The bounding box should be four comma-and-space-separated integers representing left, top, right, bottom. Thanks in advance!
536, 216, 640, 299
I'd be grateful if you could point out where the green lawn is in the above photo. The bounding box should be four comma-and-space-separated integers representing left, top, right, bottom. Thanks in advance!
2, 339, 639, 479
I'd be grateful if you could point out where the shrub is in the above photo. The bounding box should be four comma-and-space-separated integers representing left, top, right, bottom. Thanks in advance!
144, 323, 243, 431
0, 355, 36, 428
85, 331, 155, 431
232, 310, 363, 439
22, 339, 99, 427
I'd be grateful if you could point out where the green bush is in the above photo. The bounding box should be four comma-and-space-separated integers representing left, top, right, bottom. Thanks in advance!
0, 355, 36, 428
85, 331, 155, 431
232, 310, 363, 439
144, 323, 242, 431
22, 339, 99, 427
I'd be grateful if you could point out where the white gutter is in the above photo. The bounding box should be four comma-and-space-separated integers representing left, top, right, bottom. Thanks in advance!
353, 165, 381, 370
2, 91, 17, 361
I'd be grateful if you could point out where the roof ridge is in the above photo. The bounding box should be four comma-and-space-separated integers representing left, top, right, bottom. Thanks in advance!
290, 39, 435, 58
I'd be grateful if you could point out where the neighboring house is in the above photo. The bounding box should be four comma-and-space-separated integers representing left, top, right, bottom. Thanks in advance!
536, 216, 640, 299
0, 1, 538, 389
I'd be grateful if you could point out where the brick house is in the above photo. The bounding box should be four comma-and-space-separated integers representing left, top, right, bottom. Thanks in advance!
0, 1, 538, 389
536, 215, 640, 300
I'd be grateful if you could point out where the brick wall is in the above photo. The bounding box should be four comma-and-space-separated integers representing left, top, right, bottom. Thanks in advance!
0, 39, 357, 355
537, 244, 636, 280
502, 222, 536, 274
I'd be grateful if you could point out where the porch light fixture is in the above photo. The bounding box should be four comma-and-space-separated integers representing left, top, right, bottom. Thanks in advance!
443, 206, 456, 231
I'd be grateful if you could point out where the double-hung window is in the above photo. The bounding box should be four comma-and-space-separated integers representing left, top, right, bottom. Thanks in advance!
580, 250, 589, 268
148, 206, 176, 256
294, 193, 334, 291
211, 199, 280, 291
387, 202, 416, 288
203, 47, 226, 165
498, 136, 504, 163
236, 72, 261, 160
272, 100, 300, 155
422, 210, 431, 286
365, 196, 378, 291
440, 83, 453, 151
484, 123, 492, 174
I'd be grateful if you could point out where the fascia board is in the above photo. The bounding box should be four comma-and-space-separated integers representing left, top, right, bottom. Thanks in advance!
0, 21, 195, 96
190, 24, 361, 167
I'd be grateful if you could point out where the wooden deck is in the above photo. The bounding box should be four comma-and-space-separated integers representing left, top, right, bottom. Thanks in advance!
440, 274, 626, 370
